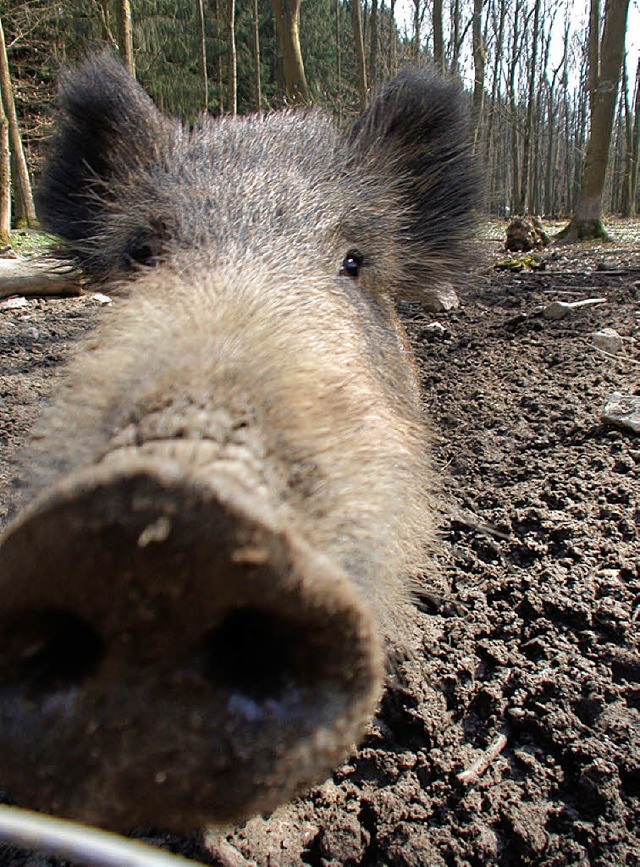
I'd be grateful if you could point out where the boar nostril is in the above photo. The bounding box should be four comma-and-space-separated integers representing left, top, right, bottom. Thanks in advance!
0, 609, 104, 693
204, 608, 312, 702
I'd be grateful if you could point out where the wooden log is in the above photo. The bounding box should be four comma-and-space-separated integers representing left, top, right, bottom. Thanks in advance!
0, 257, 82, 299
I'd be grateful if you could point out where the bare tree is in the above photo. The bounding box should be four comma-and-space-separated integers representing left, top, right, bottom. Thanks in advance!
587, 0, 600, 115
433, 0, 445, 75
213, 0, 225, 113
252, 0, 262, 111
0, 99, 9, 244
483, 0, 507, 167
197, 0, 209, 111
389, 0, 398, 75
544, 22, 569, 215
620, 56, 639, 215
369, 0, 379, 86
450, 0, 461, 73
0, 14, 35, 227
507, 4, 524, 214
559, 0, 630, 239
227, 0, 237, 115
336, 0, 342, 110
516, 0, 541, 213
411, 0, 427, 60
631, 57, 640, 213
271, 0, 309, 104
115, 0, 135, 77
471, 0, 485, 151
352, 0, 368, 109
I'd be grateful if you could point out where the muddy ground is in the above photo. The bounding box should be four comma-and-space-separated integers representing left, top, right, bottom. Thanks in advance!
0, 223, 638, 866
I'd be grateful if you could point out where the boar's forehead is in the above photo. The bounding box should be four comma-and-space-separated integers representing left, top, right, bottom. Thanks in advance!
128, 111, 398, 262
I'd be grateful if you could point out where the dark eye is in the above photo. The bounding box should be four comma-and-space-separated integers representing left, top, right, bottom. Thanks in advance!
340, 249, 363, 279
126, 224, 168, 269
128, 242, 159, 268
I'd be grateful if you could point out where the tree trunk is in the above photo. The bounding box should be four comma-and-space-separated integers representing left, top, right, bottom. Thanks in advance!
252, 0, 262, 111
621, 57, 639, 215
412, 0, 421, 60
352, 0, 367, 109
484, 0, 506, 169
336, 0, 342, 114
369, 0, 378, 86
471, 0, 485, 152
0, 101, 9, 244
631, 58, 640, 213
450, 0, 461, 74
518, 0, 541, 213
227, 0, 237, 115
214, 0, 224, 113
115, 0, 135, 77
389, 0, 397, 75
197, 0, 209, 111
433, 0, 444, 76
588, 0, 600, 116
507, 6, 521, 214
558, 0, 630, 239
271, 0, 309, 105
0, 14, 35, 228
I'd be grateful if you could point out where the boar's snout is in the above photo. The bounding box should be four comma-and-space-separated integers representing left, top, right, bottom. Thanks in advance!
0, 443, 383, 830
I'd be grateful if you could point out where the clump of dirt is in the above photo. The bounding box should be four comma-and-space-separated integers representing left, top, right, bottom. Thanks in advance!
0, 227, 638, 866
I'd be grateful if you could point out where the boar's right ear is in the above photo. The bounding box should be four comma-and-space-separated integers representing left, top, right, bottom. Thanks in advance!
349, 67, 478, 300
36, 54, 172, 246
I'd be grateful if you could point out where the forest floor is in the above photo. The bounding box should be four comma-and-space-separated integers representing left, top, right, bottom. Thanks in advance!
0, 219, 638, 866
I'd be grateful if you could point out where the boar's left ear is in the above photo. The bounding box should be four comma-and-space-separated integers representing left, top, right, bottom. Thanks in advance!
349, 67, 478, 300
36, 53, 173, 247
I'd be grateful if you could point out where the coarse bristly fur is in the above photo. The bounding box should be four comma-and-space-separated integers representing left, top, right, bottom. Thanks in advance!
31, 54, 477, 636
1, 55, 478, 829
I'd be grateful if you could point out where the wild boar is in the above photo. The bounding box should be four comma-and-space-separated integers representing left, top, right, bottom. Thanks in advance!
0, 55, 475, 831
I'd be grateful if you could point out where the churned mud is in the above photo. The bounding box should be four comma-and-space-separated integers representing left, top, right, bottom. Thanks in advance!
0, 223, 638, 866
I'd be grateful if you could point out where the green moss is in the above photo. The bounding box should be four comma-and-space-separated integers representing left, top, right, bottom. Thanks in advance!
7, 229, 56, 258
495, 254, 545, 272
555, 219, 612, 242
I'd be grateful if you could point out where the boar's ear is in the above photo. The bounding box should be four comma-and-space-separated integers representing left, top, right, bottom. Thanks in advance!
349, 67, 478, 301
36, 54, 173, 246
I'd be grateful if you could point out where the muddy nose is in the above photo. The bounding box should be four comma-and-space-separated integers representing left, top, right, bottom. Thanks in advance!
0, 445, 383, 831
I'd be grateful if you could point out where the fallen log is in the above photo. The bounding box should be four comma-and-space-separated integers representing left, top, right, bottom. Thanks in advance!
0, 257, 82, 299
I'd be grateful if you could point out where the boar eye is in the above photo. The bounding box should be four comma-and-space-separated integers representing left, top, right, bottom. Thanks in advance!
340, 250, 363, 279
126, 225, 168, 269
127, 239, 161, 268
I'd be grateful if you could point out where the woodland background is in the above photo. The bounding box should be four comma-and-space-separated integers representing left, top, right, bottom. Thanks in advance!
0, 0, 638, 238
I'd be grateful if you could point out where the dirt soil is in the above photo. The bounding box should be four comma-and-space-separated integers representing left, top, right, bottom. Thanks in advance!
0, 223, 638, 866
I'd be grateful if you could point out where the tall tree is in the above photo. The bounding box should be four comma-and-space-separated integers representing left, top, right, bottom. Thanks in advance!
271, 0, 309, 104
559, 0, 630, 239
352, 0, 367, 109
0, 13, 35, 227
252, 0, 262, 111
389, 0, 398, 75
630, 58, 640, 213
433, 0, 445, 75
450, 0, 461, 73
115, 0, 135, 76
517, 0, 541, 213
227, 0, 237, 115
471, 0, 485, 151
587, 0, 600, 115
369, 0, 379, 85
335, 0, 341, 110
483, 0, 506, 166
0, 99, 9, 244
196, 0, 209, 111
214, 0, 225, 113
620, 56, 639, 215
